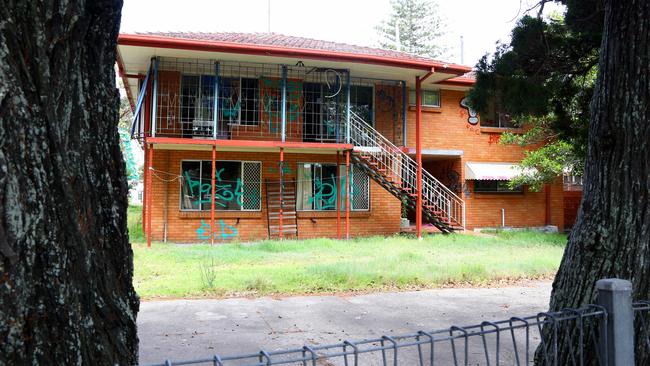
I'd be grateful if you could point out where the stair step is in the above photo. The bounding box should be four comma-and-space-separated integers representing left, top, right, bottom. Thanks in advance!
268, 215, 297, 219
269, 218, 298, 222
268, 211, 297, 216
269, 225, 298, 229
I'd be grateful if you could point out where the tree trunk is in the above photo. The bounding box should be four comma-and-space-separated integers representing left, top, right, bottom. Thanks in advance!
536, 0, 650, 364
0, 1, 139, 364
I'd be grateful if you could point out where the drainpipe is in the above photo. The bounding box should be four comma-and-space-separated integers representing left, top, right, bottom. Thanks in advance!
281, 65, 287, 142
346, 70, 351, 144
415, 68, 434, 239
213, 62, 220, 139
151, 57, 158, 137
501, 208, 505, 228
402, 80, 407, 147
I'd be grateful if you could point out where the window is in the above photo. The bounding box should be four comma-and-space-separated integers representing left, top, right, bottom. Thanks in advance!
240, 78, 260, 125
480, 99, 516, 128
180, 160, 261, 211
220, 77, 260, 126
350, 85, 374, 124
296, 163, 370, 211
180, 74, 216, 137
409, 89, 441, 107
473, 180, 523, 193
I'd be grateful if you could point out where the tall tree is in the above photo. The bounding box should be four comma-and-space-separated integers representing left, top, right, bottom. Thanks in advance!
376, 0, 446, 58
534, 0, 649, 363
467, 1, 603, 190
0, 0, 139, 364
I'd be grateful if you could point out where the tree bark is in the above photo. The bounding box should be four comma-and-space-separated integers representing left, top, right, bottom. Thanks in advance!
0, 1, 139, 365
536, 0, 650, 364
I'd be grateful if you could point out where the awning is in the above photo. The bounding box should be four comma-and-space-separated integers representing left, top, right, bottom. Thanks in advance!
464, 162, 532, 180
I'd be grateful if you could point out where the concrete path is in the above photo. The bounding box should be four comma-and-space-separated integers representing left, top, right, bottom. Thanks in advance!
138, 281, 552, 365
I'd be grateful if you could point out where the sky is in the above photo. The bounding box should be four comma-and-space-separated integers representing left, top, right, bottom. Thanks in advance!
120, 0, 564, 67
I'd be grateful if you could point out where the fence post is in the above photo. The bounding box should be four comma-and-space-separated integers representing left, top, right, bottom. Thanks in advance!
596, 278, 635, 365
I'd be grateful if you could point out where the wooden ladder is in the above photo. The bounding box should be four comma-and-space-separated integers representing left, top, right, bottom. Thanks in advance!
265, 179, 298, 239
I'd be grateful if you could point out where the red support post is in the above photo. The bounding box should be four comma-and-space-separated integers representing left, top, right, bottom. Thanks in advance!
142, 144, 148, 239
146, 143, 154, 248
211, 145, 216, 245
415, 70, 434, 239
415, 76, 423, 239
279, 148, 284, 239
345, 149, 350, 239
336, 151, 341, 240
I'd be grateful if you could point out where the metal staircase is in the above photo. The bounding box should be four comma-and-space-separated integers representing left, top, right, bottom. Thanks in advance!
348, 112, 465, 233
265, 180, 298, 239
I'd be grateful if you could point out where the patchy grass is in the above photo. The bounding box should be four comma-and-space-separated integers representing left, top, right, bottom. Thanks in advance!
132, 229, 566, 299
128, 204, 145, 243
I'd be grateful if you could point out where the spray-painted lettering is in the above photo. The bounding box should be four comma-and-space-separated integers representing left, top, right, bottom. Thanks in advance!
196, 219, 238, 241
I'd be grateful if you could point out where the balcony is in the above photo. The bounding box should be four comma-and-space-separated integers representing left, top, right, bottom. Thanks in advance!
131, 57, 406, 146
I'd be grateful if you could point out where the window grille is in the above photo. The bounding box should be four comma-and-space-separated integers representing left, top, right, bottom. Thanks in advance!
351, 165, 370, 210
242, 162, 262, 210
144, 57, 404, 145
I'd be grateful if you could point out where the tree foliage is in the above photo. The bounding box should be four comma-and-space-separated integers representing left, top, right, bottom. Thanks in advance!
467, 0, 603, 187
376, 0, 446, 58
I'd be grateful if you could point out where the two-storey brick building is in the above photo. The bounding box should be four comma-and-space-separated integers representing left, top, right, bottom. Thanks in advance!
117, 32, 564, 245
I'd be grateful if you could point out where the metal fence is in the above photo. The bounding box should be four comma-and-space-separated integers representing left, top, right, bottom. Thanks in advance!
140, 279, 647, 366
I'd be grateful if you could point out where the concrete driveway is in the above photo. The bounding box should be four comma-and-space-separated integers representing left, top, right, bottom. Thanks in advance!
138, 281, 552, 365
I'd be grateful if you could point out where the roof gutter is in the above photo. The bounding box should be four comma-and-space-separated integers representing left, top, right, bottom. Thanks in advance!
116, 48, 136, 112
437, 78, 475, 87
118, 34, 471, 75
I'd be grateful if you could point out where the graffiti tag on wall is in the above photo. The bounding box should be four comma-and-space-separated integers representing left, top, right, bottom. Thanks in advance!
460, 97, 479, 125
196, 219, 238, 241
308, 174, 361, 210
184, 172, 245, 207
260, 77, 303, 133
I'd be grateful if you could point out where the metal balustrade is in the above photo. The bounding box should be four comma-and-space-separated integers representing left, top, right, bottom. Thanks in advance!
348, 111, 465, 230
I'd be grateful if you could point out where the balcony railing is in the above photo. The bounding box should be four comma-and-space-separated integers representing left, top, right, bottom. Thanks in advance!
131, 57, 406, 145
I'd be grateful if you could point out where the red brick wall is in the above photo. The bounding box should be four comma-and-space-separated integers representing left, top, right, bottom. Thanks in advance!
405, 89, 564, 231
564, 190, 582, 230
143, 85, 564, 238
147, 149, 401, 243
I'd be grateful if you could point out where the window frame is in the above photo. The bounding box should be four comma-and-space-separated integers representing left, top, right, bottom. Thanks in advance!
235, 77, 261, 126
408, 89, 441, 108
179, 159, 262, 212
349, 83, 375, 125
473, 180, 523, 194
296, 162, 370, 212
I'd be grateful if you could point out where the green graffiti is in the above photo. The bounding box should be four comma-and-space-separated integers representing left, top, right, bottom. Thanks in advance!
308, 174, 360, 210
260, 77, 302, 133
184, 171, 261, 208
196, 219, 238, 240
267, 162, 293, 175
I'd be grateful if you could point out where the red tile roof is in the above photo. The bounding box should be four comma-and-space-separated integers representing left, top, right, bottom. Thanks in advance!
119, 32, 472, 75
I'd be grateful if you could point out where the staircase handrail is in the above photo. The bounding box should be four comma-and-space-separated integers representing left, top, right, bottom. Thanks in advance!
348, 111, 465, 229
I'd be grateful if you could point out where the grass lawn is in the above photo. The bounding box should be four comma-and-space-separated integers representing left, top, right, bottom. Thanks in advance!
128, 205, 566, 299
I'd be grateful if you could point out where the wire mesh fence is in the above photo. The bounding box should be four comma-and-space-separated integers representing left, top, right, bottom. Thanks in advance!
141, 306, 607, 366
134, 57, 405, 145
